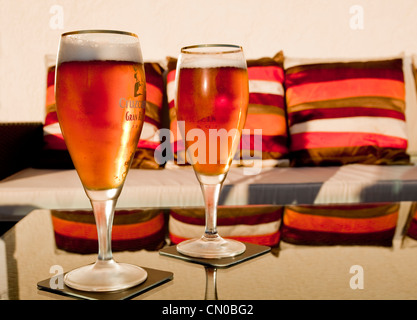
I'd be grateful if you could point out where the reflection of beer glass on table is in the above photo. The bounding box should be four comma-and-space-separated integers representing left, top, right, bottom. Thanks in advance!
175, 44, 249, 258
55, 30, 147, 291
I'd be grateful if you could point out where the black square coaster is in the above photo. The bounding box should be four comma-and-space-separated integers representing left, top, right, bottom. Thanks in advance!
37, 267, 173, 300
159, 242, 270, 268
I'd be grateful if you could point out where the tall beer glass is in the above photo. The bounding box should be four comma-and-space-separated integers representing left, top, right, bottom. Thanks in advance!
175, 44, 249, 258
55, 30, 147, 291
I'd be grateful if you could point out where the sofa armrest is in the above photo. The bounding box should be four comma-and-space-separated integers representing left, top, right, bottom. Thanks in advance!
0, 122, 43, 180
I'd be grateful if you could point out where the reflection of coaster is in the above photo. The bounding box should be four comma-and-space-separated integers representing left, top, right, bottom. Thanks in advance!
37, 267, 173, 300
159, 242, 270, 268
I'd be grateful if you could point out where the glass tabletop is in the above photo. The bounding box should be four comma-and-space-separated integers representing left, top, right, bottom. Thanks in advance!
2, 206, 417, 300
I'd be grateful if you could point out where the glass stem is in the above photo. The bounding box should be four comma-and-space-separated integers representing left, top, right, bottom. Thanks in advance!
91, 199, 116, 261
200, 182, 222, 240
204, 267, 218, 300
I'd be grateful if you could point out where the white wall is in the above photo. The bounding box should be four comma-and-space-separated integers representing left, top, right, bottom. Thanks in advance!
2, 0, 417, 150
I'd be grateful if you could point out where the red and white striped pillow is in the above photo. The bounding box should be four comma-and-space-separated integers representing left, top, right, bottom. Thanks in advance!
281, 203, 399, 247
40, 62, 165, 169
285, 57, 410, 166
168, 206, 282, 248
51, 209, 166, 253
166, 52, 289, 168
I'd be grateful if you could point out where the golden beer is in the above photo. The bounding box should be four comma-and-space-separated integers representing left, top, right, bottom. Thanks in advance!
55, 30, 149, 292
177, 66, 249, 176
175, 44, 249, 259
56, 60, 146, 190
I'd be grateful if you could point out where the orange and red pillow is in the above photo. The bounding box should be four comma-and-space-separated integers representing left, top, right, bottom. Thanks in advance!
280, 203, 399, 247
285, 58, 410, 166
39, 62, 165, 169
168, 206, 282, 248
166, 52, 289, 166
405, 203, 417, 241
38, 65, 73, 168
51, 209, 166, 253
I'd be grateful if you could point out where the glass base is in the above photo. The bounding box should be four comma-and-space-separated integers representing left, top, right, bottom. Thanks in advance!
64, 259, 147, 292
177, 236, 246, 259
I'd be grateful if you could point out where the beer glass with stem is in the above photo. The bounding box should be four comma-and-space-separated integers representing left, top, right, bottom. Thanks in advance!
55, 30, 147, 291
175, 44, 249, 258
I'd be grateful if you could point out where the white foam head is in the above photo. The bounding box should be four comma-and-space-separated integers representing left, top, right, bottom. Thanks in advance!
58, 30, 143, 64
178, 44, 247, 69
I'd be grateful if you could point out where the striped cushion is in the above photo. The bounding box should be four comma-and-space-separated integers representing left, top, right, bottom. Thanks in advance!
40, 65, 74, 168
280, 203, 399, 247
405, 203, 417, 241
41, 62, 165, 169
285, 58, 410, 166
51, 209, 166, 253
168, 206, 282, 248
166, 52, 289, 167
